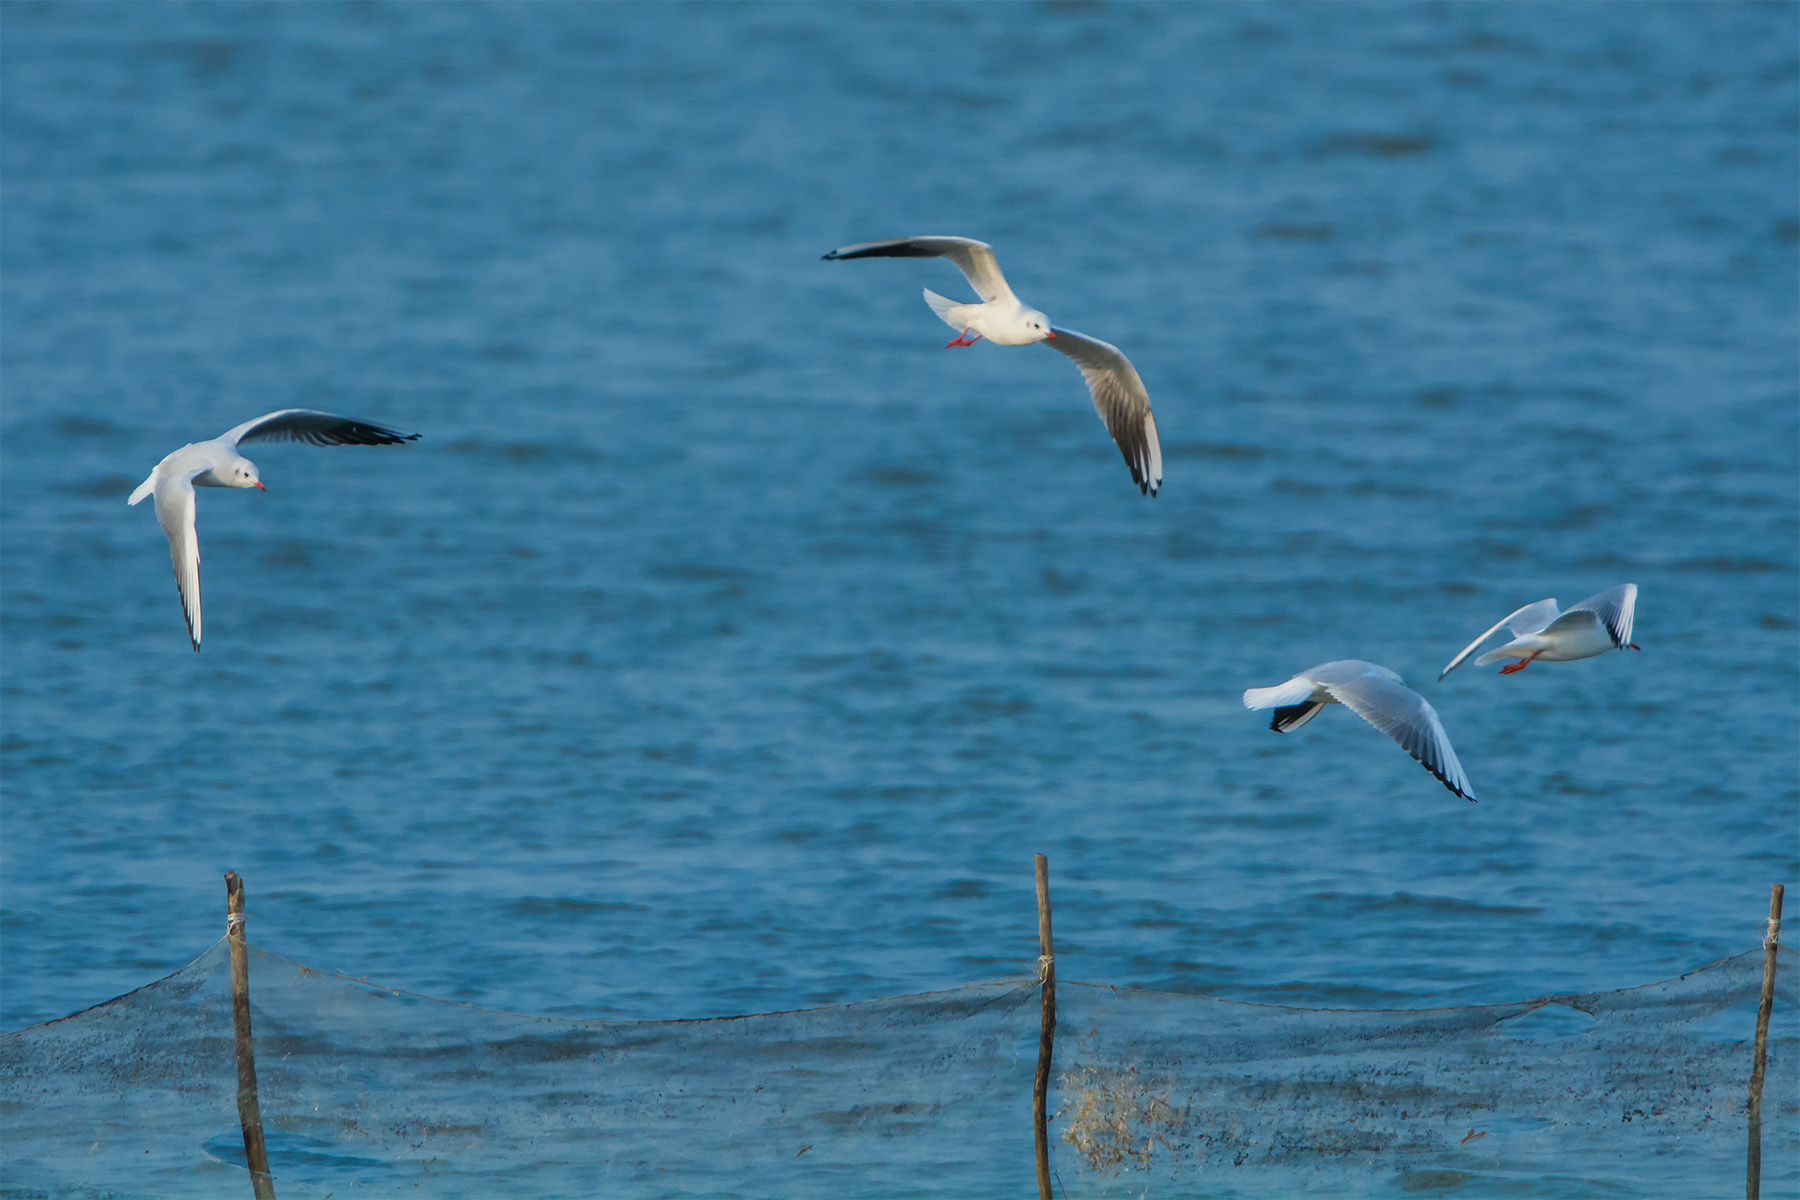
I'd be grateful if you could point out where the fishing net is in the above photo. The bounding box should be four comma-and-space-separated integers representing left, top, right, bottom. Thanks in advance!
1055, 947, 1797, 1197
2, 942, 1793, 1197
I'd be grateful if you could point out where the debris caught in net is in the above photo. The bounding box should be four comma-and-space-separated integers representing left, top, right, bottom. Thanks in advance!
1054, 947, 1797, 1196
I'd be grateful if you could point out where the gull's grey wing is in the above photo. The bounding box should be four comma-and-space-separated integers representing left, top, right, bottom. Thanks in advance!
220, 409, 420, 449
153, 471, 205, 651
1044, 327, 1162, 496
1319, 671, 1476, 802
1439, 598, 1561, 680
1562, 583, 1637, 648
821, 236, 1016, 305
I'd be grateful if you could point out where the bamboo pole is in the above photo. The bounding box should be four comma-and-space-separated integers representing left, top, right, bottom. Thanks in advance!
1033, 854, 1055, 1200
225, 872, 277, 1200
1747, 883, 1783, 1200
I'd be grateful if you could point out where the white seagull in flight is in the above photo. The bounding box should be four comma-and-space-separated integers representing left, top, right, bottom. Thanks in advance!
1243, 660, 1476, 802
1439, 584, 1639, 679
822, 235, 1163, 497
128, 409, 419, 650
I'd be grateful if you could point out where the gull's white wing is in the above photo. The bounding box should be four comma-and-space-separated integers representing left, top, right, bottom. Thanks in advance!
1318, 669, 1476, 802
1439, 598, 1561, 680
1562, 583, 1637, 648
1044, 328, 1162, 496
219, 409, 419, 449
153, 470, 207, 651
822, 236, 1017, 305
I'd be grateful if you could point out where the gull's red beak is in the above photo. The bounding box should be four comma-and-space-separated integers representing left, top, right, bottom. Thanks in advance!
254, 482, 266, 491
1044, 330, 1057, 339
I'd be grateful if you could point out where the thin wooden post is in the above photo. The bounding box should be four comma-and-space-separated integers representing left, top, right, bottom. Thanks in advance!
1747, 883, 1783, 1200
225, 872, 277, 1200
1033, 854, 1055, 1200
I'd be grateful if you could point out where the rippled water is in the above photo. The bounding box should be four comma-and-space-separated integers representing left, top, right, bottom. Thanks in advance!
3, 0, 1795, 1047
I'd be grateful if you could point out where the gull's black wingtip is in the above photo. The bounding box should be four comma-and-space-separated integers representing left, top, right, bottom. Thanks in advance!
1269, 703, 1321, 733
359, 425, 421, 446
1436, 769, 1476, 803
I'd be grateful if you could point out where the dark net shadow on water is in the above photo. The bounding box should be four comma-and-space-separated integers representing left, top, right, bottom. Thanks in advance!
1, 946, 1792, 1198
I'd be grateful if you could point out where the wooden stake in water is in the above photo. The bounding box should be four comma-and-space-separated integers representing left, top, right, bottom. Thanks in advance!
1747, 883, 1783, 1200
225, 872, 277, 1200
1033, 854, 1055, 1200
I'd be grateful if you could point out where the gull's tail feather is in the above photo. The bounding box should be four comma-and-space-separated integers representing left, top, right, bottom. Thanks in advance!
1242, 678, 1318, 711
922, 288, 964, 331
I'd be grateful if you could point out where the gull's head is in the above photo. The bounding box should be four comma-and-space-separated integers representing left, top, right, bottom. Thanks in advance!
1024, 312, 1055, 342
229, 459, 264, 491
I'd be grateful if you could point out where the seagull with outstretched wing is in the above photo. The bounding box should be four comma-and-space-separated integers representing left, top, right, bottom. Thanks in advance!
128, 410, 419, 650
823, 236, 1163, 497
1439, 585, 1640, 679
1243, 659, 1476, 802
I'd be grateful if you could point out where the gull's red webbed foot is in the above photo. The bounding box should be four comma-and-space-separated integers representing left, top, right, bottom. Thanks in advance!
944, 330, 981, 348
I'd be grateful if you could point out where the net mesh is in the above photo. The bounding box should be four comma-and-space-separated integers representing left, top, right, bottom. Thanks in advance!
3, 942, 1794, 1197
1055, 948, 1797, 1196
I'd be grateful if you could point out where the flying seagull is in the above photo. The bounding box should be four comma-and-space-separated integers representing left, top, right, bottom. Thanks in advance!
1439, 584, 1639, 679
1243, 659, 1476, 801
822, 236, 1162, 496
128, 409, 419, 650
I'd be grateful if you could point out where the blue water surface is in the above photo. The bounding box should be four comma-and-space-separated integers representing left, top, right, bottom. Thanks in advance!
3, 0, 1795, 1042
